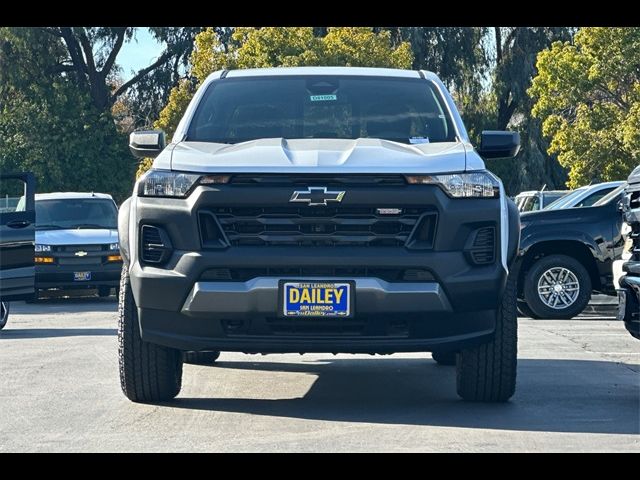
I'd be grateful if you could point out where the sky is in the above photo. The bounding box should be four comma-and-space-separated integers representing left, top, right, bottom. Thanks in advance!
117, 28, 164, 80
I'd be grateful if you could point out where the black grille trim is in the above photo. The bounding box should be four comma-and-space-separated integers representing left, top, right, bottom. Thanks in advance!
468, 226, 496, 265
221, 317, 410, 337
207, 206, 437, 248
200, 267, 436, 283
140, 225, 172, 264
230, 174, 406, 186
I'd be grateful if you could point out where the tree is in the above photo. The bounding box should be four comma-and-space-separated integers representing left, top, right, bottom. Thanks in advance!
34, 27, 201, 114
155, 27, 413, 140
0, 28, 134, 200
530, 27, 640, 188
485, 27, 573, 194
388, 27, 488, 92
0, 27, 205, 200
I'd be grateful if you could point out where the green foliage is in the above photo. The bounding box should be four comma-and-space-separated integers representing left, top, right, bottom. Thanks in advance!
530, 27, 640, 188
154, 79, 196, 138
155, 27, 413, 142
0, 27, 134, 202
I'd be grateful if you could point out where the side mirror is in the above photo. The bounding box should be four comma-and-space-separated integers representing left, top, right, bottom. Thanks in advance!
478, 131, 521, 159
129, 130, 166, 159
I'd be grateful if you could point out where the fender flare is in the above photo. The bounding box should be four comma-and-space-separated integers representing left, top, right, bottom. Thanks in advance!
118, 196, 132, 265
506, 198, 520, 267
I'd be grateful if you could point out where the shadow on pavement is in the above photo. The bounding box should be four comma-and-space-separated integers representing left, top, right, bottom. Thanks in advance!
172, 357, 639, 435
10, 297, 118, 315
0, 328, 116, 338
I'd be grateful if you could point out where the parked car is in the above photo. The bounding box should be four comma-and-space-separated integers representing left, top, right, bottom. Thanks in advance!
514, 189, 569, 213
617, 166, 640, 339
25, 192, 122, 299
118, 67, 522, 403
612, 222, 632, 293
516, 183, 625, 319
543, 181, 624, 210
0, 173, 36, 329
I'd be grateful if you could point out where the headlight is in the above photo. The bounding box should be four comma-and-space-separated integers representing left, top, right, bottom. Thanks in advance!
109, 243, 119, 251
35, 244, 52, 253
138, 170, 231, 198
406, 172, 500, 198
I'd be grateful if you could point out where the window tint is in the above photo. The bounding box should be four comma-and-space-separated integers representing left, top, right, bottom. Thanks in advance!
36, 199, 117, 230
593, 184, 626, 206
542, 192, 565, 206
544, 187, 587, 210
575, 187, 616, 207
0, 178, 26, 213
188, 76, 456, 145
521, 195, 540, 212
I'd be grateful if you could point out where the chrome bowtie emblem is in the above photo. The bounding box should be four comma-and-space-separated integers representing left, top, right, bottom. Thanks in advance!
75, 251, 88, 257
289, 187, 346, 206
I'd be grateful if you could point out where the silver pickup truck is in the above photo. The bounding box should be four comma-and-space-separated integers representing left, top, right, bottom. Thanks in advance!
118, 67, 521, 403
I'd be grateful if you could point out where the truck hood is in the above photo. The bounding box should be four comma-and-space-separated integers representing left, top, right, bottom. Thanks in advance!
36, 228, 118, 246
520, 205, 610, 229
168, 138, 469, 174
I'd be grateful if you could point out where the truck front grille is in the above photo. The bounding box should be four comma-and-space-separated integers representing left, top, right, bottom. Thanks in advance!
206, 206, 436, 248
200, 267, 436, 283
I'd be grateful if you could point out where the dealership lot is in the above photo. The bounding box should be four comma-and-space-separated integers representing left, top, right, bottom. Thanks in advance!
0, 297, 638, 452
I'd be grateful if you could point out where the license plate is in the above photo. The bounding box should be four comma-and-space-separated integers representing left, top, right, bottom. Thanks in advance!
282, 281, 352, 317
74, 271, 91, 281
617, 289, 627, 321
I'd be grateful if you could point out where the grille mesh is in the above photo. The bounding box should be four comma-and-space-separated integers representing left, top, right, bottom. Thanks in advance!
209, 206, 435, 248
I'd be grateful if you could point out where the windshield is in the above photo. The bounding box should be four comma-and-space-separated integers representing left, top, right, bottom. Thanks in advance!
520, 195, 540, 212
35, 198, 117, 230
593, 184, 626, 206
187, 76, 457, 145
544, 187, 586, 210
542, 192, 566, 205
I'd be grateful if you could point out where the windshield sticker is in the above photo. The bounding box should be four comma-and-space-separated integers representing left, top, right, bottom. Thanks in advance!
409, 137, 430, 144
310, 94, 337, 102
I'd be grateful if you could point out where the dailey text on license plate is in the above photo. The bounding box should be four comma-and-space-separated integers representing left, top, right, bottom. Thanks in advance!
282, 281, 351, 317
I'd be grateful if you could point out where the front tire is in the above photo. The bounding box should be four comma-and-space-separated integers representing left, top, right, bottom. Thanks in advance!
523, 255, 591, 320
118, 266, 183, 403
456, 274, 517, 402
0, 301, 9, 330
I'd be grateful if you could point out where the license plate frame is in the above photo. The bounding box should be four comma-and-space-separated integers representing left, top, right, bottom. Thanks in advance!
279, 280, 354, 318
74, 271, 92, 282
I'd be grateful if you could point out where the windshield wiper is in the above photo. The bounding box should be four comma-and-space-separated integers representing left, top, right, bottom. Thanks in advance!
71, 224, 116, 229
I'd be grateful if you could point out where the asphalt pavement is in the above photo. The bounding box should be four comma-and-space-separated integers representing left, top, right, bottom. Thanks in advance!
0, 295, 638, 452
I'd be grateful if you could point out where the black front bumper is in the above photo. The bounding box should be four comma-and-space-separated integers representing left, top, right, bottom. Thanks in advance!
36, 262, 122, 289
133, 248, 504, 353
127, 181, 514, 354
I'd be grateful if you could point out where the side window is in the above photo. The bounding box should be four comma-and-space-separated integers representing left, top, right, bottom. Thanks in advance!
0, 178, 27, 213
521, 196, 539, 212
575, 188, 614, 207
